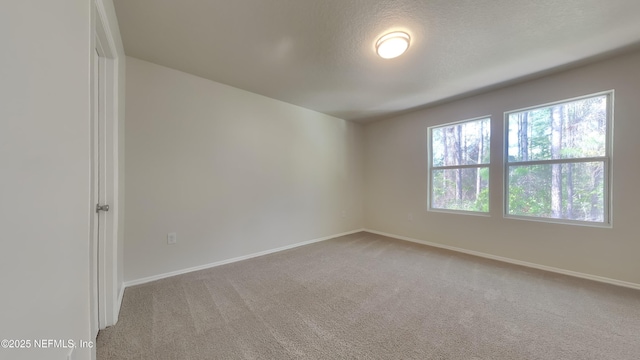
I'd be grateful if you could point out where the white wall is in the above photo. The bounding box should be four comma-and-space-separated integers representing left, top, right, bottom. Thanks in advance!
0, 1, 93, 359
124, 57, 364, 282
364, 49, 640, 286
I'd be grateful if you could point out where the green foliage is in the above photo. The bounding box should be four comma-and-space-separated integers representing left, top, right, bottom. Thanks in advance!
474, 187, 489, 212
431, 167, 489, 212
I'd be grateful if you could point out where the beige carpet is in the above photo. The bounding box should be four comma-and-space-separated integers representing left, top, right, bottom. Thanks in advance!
97, 232, 640, 359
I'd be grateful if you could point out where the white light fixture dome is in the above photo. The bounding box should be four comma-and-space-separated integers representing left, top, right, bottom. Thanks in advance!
376, 31, 410, 59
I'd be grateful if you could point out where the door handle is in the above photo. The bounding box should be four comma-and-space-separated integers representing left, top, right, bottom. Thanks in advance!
96, 204, 110, 213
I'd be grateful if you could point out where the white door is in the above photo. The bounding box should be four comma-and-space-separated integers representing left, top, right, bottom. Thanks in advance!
92, 5, 121, 334
91, 46, 105, 337
92, 43, 110, 336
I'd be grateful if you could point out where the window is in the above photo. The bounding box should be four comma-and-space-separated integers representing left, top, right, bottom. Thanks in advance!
429, 117, 491, 213
505, 91, 612, 225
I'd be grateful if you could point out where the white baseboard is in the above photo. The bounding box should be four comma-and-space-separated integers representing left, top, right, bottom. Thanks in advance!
124, 229, 365, 288
114, 285, 125, 323
364, 229, 640, 291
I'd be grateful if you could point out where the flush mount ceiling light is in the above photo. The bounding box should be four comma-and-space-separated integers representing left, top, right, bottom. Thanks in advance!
376, 31, 410, 59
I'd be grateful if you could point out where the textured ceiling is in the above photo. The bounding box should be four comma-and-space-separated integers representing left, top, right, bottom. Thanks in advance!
114, 0, 640, 122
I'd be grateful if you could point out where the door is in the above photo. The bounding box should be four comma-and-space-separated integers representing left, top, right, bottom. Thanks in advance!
92, 5, 120, 334
91, 3, 121, 339
91, 46, 106, 337
92, 41, 111, 336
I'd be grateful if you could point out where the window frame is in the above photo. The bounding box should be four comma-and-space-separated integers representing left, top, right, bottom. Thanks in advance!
503, 90, 614, 227
427, 115, 492, 216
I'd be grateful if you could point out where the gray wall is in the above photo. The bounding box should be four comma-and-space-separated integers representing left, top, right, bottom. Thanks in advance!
124, 57, 364, 283
364, 50, 640, 285
123, 48, 640, 288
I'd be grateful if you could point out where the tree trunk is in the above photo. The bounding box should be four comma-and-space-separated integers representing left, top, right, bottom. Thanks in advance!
565, 104, 574, 219
455, 125, 462, 201
476, 121, 484, 199
590, 166, 602, 221
550, 106, 563, 218
518, 112, 529, 161
444, 128, 449, 202
567, 163, 574, 219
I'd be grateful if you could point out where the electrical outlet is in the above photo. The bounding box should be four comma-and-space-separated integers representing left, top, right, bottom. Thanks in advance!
408, 213, 413, 221
167, 232, 177, 245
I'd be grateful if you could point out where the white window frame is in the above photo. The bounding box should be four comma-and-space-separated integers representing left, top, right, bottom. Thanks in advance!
428, 116, 491, 216
503, 90, 613, 227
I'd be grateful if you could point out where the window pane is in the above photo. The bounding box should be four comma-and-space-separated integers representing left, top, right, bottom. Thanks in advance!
507, 95, 607, 162
432, 167, 489, 212
507, 162, 605, 222
432, 118, 490, 167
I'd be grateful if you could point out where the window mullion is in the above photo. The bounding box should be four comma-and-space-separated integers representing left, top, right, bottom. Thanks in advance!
432, 164, 489, 170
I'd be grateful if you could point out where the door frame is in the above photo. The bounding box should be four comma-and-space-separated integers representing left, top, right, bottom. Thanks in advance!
91, 0, 122, 334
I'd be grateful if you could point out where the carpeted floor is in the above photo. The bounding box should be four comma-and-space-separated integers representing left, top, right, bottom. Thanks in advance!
97, 232, 640, 359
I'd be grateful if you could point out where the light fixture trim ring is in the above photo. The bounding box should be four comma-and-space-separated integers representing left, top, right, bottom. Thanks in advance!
376, 31, 411, 59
